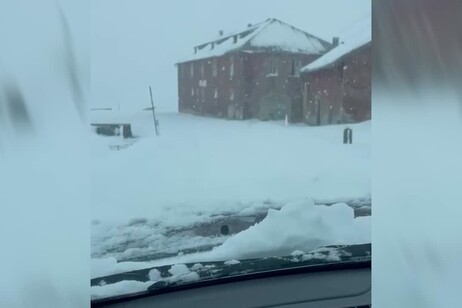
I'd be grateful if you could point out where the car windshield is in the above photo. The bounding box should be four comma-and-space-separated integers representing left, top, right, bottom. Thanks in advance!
90, 0, 371, 300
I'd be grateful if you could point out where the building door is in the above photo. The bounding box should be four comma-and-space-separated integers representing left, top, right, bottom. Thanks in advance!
200, 87, 205, 115
328, 106, 333, 124
302, 83, 309, 123
315, 100, 321, 126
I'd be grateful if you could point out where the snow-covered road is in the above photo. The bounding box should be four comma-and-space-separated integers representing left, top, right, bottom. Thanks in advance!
91, 111, 371, 278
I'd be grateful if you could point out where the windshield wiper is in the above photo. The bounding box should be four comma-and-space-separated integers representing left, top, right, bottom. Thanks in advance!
91, 243, 370, 306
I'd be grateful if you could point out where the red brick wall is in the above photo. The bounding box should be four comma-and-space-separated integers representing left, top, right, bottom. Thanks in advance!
305, 68, 343, 125
342, 44, 371, 122
178, 52, 320, 120
302, 44, 371, 125
178, 55, 242, 117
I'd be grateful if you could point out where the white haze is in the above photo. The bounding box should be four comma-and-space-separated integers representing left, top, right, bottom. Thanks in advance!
0, 0, 89, 307
92, 0, 371, 112
373, 88, 462, 307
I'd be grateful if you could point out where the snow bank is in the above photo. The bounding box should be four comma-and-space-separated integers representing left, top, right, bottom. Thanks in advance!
91, 112, 370, 222
206, 199, 370, 260
91, 199, 370, 279
90, 111, 370, 277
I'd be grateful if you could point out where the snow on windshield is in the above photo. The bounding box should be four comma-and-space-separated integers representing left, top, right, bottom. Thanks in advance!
0, 1, 89, 307
373, 90, 462, 307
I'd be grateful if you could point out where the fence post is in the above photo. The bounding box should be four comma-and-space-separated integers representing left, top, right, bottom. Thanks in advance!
344, 128, 353, 144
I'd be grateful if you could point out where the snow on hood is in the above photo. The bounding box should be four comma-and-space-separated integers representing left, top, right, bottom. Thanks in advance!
206, 199, 371, 260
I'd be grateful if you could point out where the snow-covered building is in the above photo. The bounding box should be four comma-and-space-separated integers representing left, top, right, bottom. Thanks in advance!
300, 16, 371, 125
176, 18, 333, 121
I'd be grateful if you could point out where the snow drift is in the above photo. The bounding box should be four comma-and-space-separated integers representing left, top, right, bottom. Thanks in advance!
207, 199, 370, 260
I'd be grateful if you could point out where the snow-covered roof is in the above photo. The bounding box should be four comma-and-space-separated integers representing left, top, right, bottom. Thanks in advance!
177, 18, 332, 64
301, 15, 371, 73
90, 110, 133, 124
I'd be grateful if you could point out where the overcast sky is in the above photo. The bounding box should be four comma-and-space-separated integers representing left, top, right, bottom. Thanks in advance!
92, 0, 371, 112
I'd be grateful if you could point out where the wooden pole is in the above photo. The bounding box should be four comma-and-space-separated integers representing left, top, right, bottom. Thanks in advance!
149, 86, 159, 136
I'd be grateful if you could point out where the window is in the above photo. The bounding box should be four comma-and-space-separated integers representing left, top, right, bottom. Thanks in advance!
230, 88, 235, 101
191, 88, 194, 96
291, 59, 302, 76
230, 56, 234, 77
268, 58, 278, 75
200, 62, 204, 79
212, 59, 217, 77
190, 63, 194, 78
214, 88, 218, 99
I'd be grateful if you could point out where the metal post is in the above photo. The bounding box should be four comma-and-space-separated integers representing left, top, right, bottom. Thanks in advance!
343, 127, 353, 144
149, 86, 159, 136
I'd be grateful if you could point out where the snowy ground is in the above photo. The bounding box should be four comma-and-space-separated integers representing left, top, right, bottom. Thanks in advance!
91, 111, 371, 282
91, 111, 370, 220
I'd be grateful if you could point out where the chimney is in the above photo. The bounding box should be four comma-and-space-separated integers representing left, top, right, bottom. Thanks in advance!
211, 42, 215, 50
247, 23, 252, 28
233, 35, 238, 44
219, 30, 224, 36
332, 37, 340, 47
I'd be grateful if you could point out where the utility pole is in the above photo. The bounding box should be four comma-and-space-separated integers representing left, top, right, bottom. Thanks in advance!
149, 86, 159, 136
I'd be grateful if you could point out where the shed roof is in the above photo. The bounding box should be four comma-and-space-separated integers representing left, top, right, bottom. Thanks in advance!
301, 15, 371, 73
